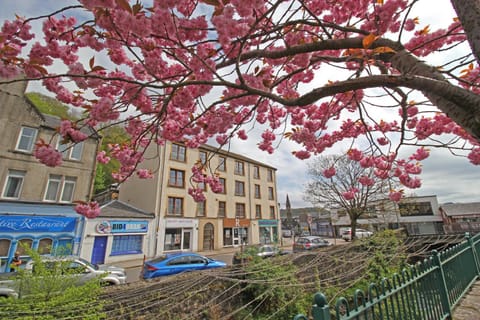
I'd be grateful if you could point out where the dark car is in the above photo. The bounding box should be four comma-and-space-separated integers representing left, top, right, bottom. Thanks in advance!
143, 252, 227, 279
232, 244, 288, 265
293, 236, 332, 252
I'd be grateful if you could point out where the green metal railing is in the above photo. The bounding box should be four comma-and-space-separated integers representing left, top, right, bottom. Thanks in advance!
294, 232, 480, 320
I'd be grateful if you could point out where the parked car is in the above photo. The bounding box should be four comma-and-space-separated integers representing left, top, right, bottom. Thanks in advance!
143, 253, 227, 279
341, 228, 373, 241
0, 256, 127, 299
25, 255, 127, 286
292, 236, 332, 252
282, 229, 293, 238
232, 244, 290, 265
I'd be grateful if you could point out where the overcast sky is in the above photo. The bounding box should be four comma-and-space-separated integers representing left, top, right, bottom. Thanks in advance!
2, 0, 479, 209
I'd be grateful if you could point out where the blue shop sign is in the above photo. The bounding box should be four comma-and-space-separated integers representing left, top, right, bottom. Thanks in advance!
96, 220, 148, 234
258, 219, 278, 227
0, 215, 77, 233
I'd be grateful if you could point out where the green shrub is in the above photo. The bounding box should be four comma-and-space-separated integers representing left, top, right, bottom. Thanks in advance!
0, 248, 106, 319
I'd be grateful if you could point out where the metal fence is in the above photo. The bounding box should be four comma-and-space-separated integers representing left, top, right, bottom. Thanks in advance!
294, 232, 480, 320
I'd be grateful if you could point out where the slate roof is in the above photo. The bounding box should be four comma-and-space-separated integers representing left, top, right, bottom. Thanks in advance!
440, 202, 480, 217
99, 200, 154, 219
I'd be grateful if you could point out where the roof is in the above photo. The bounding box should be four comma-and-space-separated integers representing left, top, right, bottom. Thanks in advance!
99, 200, 154, 219
41, 113, 99, 139
0, 200, 80, 217
440, 202, 480, 216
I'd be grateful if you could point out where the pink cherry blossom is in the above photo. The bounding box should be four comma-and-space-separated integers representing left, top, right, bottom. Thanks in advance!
389, 190, 403, 202
323, 167, 336, 178
96, 151, 111, 164
75, 201, 101, 219
137, 169, 153, 179
34, 141, 63, 167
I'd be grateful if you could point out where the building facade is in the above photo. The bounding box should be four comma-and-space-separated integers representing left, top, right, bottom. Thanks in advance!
79, 200, 155, 265
0, 79, 99, 271
440, 202, 480, 234
119, 142, 280, 257
332, 195, 444, 235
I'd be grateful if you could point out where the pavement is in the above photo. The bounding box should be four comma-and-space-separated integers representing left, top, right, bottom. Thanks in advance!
452, 281, 480, 320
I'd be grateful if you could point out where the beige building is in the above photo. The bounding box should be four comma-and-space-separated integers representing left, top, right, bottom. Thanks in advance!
0, 79, 99, 271
119, 142, 280, 257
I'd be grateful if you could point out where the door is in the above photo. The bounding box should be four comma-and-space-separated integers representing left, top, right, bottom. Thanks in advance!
233, 228, 240, 246
203, 223, 214, 251
182, 230, 192, 250
91, 236, 107, 265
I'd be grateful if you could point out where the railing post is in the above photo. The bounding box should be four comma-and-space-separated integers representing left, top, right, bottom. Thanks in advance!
312, 293, 331, 320
432, 250, 452, 318
293, 292, 331, 320
465, 232, 480, 276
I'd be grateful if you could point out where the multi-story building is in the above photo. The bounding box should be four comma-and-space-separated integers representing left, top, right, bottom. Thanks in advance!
440, 202, 480, 234
119, 142, 280, 257
0, 79, 99, 271
331, 195, 444, 235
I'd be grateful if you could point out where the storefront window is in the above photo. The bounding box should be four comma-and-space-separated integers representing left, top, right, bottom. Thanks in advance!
223, 228, 233, 246
16, 238, 33, 255
0, 239, 11, 272
165, 228, 182, 251
38, 238, 53, 255
111, 235, 143, 255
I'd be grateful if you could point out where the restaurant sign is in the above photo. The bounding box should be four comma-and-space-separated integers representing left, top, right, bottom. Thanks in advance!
0, 215, 77, 233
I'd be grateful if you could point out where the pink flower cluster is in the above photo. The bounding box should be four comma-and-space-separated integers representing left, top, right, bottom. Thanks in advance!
75, 201, 101, 219
59, 120, 88, 143
33, 141, 63, 167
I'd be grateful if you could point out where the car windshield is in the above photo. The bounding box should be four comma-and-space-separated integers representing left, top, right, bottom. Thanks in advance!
148, 255, 169, 264
78, 257, 97, 270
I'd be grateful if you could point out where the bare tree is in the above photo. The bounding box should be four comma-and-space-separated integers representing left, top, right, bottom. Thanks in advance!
304, 155, 394, 239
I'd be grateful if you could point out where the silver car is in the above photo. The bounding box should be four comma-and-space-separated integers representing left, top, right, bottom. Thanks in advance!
25, 256, 127, 286
341, 228, 373, 241
293, 236, 332, 252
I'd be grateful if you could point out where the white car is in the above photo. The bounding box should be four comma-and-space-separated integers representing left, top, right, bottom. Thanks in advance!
341, 228, 373, 241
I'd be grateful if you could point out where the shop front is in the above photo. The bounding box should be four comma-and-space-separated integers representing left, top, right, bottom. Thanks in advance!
223, 218, 250, 247
163, 218, 198, 252
80, 200, 154, 265
0, 201, 83, 272
258, 219, 279, 244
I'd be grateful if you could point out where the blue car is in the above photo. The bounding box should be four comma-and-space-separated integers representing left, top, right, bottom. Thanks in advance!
142, 252, 227, 279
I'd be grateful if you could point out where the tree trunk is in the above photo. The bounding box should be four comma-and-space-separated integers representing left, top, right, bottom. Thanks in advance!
451, 0, 480, 65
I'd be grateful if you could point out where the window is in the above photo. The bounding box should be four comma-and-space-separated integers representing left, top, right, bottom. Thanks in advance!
268, 187, 274, 200
2, 170, 25, 199
168, 197, 183, 216
38, 238, 53, 255
44, 175, 76, 202
198, 181, 206, 191
218, 201, 226, 217
219, 178, 226, 194
235, 181, 245, 196
60, 177, 76, 202
169, 169, 185, 188
255, 205, 262, 219
235, 203, 246, 218
253, 166, 260, 179
270, 206, 276, 219
197, 200, 206, 217
267, 169, 274, 182
16, 126, 37, 152
199, 151, 207, 165
57, 140, 84, 161
234, 160, 244, 175
16, 238, 33, 255
254, 184, 261, 199
171, 143, 186, 162
218, 157, 226, 172
0, 239, 11, 256
111, 235, 143, 255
